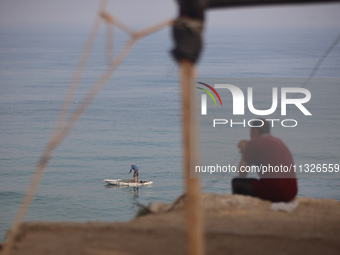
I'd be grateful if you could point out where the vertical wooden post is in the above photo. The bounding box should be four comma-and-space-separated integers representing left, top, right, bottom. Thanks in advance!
180, 60, 205, 255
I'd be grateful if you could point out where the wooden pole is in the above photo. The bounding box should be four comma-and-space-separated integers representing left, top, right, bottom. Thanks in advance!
180, 60, 205, 255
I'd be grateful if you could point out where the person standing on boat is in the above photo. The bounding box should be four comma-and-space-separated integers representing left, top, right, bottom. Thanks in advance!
129, 163, 139, 183
232, 119, 298, 202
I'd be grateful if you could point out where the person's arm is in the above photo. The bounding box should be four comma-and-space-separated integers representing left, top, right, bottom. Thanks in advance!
238, 140, 249, 177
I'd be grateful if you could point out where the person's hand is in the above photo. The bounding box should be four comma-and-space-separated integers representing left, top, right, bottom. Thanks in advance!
238, 140, 248, 154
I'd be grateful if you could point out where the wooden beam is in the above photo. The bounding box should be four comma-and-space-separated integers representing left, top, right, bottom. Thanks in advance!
180, 60, 205, 255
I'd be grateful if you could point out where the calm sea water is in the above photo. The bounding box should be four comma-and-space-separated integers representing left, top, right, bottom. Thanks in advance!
0, 25, 339, 241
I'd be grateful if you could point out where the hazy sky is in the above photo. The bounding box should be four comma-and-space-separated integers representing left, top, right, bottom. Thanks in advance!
0, 0, 339, 29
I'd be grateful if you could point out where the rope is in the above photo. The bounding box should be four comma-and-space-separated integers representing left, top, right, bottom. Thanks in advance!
2, 3, 174, 254
301, 32, 340, 88
55, 0, 109, 135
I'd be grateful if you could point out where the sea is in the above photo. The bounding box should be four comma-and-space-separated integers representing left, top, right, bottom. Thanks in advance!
0, 24, 339, 241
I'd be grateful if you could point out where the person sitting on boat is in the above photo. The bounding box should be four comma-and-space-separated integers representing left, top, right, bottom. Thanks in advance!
232, 119, 298, 202
128, 163, 139, 183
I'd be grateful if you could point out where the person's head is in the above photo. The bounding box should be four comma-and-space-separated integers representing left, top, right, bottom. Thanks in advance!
131, 163, 134, 166
250, 119, 270, 139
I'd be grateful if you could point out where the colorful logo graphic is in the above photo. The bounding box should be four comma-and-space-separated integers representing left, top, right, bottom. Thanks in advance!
196, 82, 222, 115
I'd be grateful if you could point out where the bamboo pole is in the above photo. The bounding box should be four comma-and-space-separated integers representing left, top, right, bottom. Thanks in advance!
180, 60, 205, 255
55, 0, 108, 134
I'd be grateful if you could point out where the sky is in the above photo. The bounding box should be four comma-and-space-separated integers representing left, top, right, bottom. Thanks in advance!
0, 0, 340, 29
